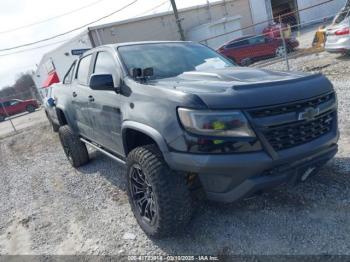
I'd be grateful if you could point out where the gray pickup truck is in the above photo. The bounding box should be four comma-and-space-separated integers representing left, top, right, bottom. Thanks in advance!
48, 41, 339, 238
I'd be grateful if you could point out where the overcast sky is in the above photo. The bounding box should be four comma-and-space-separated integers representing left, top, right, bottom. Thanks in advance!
0, 0, 218, 89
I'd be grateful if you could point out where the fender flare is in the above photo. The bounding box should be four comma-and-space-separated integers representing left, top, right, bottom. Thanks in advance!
55, 106, 69, 126
122, 121, 169, 155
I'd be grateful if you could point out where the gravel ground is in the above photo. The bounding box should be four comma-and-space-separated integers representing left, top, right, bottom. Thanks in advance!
0, 51, 349, 256
0, 109, 46, 138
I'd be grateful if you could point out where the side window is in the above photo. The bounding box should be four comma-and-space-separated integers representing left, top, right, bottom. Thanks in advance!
2, 101, 10, 107
249, 36, 265, 45
227, 39, 249, 48
9, 100, 20, 106
76, 55, 92, 85
63, 62, 76, 85
94, 52, 119, 78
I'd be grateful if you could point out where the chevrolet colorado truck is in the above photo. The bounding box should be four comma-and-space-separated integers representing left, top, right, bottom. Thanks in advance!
49, 41, 339, 238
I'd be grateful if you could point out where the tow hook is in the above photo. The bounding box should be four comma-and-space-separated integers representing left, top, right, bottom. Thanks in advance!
301, 167, 316, 181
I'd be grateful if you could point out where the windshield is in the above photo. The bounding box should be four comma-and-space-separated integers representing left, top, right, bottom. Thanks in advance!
117, 42, 235, 79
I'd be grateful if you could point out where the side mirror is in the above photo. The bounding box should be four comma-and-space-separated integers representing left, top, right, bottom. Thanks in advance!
130, 67, 154, 80
130, 68, 142, 79
89, 74, 115, 91
143, 67, 154, 78
47, 97, 55, 107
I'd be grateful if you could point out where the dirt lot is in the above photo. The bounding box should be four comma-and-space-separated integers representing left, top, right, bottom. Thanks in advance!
0, 51, 350, 256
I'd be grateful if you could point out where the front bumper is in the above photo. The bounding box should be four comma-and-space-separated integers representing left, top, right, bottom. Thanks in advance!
164, 130, 338, 203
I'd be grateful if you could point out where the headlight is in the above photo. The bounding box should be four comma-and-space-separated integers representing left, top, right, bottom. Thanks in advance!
177, 108, 256, 137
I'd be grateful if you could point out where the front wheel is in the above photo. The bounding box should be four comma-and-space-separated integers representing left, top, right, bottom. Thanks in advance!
126, 145, 193, 238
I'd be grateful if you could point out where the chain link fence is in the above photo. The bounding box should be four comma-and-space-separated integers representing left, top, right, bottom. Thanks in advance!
0, 88, 45, 136
200, 0, 350, 72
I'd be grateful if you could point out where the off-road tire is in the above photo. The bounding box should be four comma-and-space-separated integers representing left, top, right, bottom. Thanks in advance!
58, 125, 89, 167
126, 144, 192, 238
0, 115, 5, 122
46, 111, 59, 132
52, 122, 60, 132
26, 104, 36, 113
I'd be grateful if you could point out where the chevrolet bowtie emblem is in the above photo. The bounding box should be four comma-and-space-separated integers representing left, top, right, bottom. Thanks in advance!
298, 107, 320, 121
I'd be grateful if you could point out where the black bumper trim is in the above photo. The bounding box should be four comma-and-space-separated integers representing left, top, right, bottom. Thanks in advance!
205, 144, 337, 203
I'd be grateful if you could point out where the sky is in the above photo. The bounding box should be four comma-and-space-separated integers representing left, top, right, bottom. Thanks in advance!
0, 0, 218, 89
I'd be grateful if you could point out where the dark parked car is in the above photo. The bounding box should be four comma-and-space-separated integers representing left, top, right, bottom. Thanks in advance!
50, 41, 338, 238
0, 99, 39, 122
217, 35, 299, 66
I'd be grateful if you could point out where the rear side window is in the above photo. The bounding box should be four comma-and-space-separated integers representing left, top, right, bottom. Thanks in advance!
2, 101, 10, 107
226, 39, 249, 48
63, 62, 76, 84
249, 36, 265, 45
76, 55, 92, 85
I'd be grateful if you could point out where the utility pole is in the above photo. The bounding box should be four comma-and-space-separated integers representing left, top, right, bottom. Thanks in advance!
170, 0, 185, 41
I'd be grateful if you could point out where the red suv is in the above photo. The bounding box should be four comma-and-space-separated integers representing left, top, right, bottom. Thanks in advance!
217, 35, 299, 66
0, 99, 39, 122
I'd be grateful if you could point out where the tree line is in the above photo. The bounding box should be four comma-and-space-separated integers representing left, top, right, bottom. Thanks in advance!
0, 71, 41, 102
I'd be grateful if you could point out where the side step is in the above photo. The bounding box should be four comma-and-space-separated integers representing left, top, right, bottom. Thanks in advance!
80, 138, 126, 165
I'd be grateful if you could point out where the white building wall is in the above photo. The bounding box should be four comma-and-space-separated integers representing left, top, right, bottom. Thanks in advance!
249, 0, 273, 34
88, 0, 254, 45
34, 32, 92, 90
297, 0, 347, 25
188, 16, 242, 49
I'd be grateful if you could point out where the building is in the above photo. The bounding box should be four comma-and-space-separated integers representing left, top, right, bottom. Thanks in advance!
34, 32, 92, 97
33, 0, 347, 91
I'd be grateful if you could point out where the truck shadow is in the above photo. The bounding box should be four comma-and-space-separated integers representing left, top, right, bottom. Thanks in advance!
79, 154, 350, 254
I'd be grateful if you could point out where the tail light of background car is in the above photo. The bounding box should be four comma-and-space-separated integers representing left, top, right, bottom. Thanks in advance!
335, 27, 350, 36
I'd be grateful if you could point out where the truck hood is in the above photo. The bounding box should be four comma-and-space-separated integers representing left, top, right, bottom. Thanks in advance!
150, 67, 333, 109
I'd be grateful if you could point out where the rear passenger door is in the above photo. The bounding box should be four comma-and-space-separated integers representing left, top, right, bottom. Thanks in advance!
87, 51, 124, 155
71, 54, 95, 140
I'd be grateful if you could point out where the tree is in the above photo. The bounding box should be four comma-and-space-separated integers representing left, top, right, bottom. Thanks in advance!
0, 71, 40, 101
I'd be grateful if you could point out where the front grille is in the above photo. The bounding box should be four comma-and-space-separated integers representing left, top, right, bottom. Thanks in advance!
262, 110, 335, 151
249, 92, 335, 118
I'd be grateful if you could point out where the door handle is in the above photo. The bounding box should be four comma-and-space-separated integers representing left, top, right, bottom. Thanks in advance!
88, 95, 94, 102
72, 92, 77, 97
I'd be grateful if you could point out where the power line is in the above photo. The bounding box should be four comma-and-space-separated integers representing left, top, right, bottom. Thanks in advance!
0, 38, 72, 57
137, 0, 169, 16
0, 0, 106, 35
0, 0, 138, 53
0, 0, 171, 58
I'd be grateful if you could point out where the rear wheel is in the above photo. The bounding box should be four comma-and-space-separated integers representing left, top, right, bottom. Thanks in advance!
241, 57, 252, 66
26, 105, 36, 113
0, 115, 5, 122
275, 46, 286, 57
126, 145, 193, 238
58, 125, 89, 167
51, 121, 60, 132
45, 111, 59, 132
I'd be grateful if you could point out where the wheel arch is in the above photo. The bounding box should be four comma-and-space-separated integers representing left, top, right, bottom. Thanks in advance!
55, 107, 68, 126
122, 121, 169, 156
